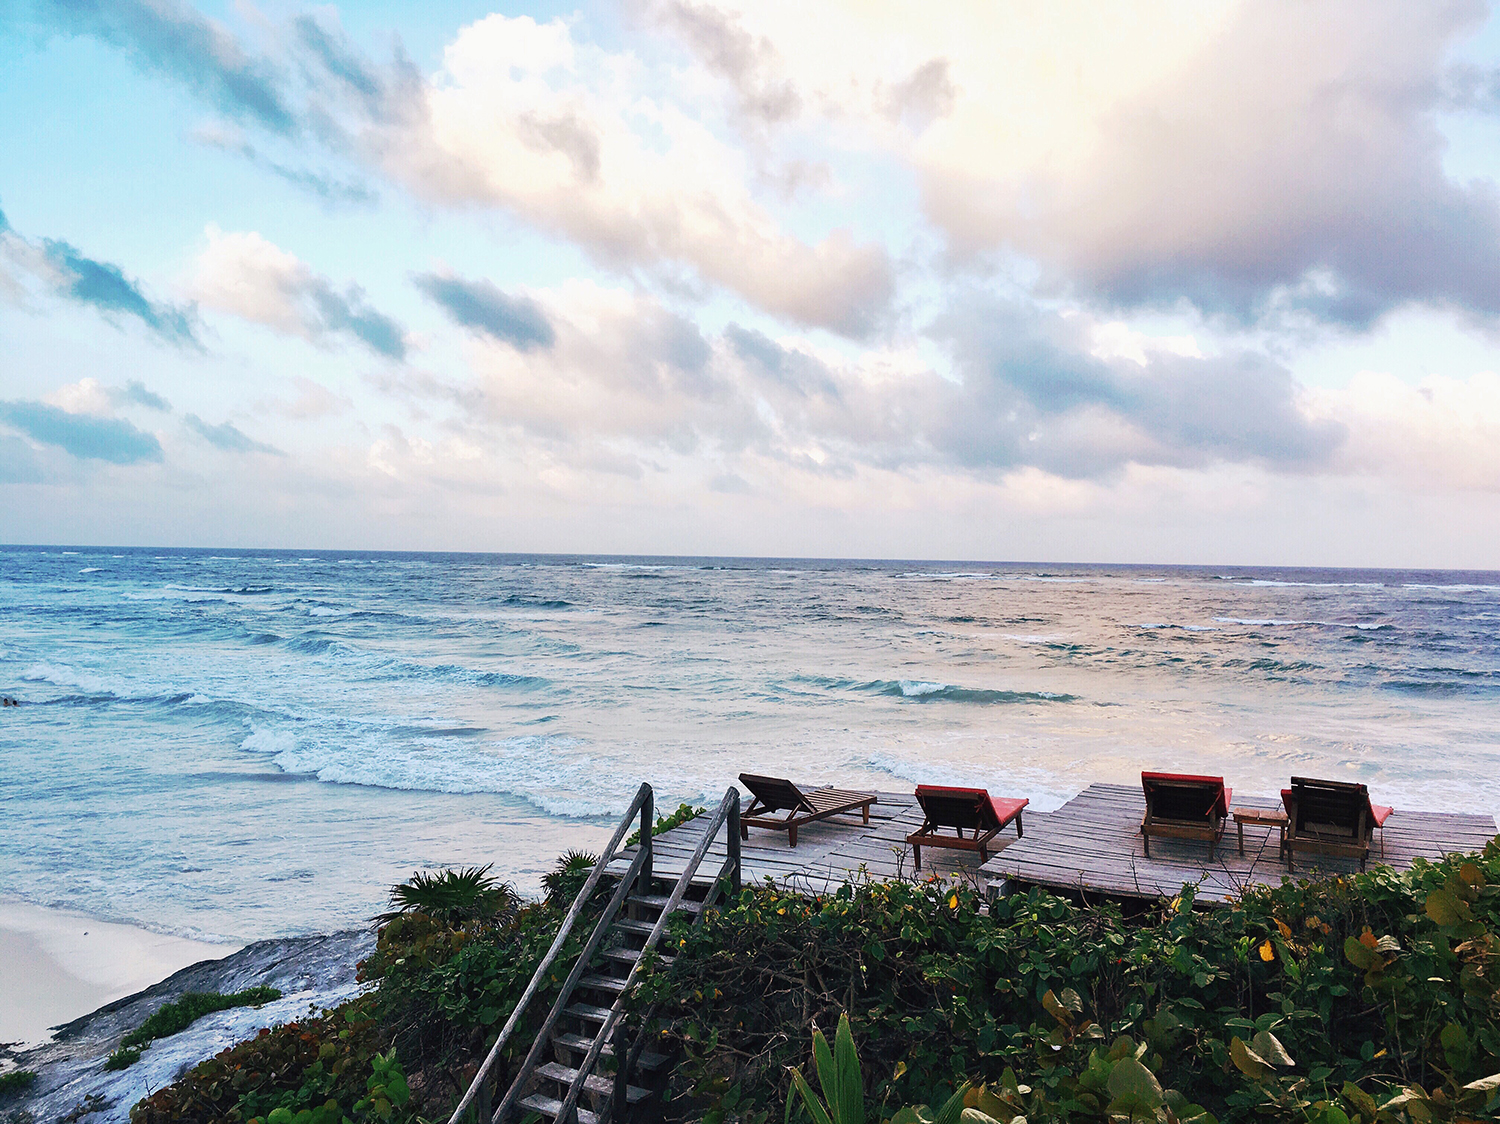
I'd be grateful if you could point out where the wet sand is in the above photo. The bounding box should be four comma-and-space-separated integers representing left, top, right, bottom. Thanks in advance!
0, 901, 239, 1047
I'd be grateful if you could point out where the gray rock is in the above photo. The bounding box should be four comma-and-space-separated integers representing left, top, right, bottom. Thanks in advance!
1, 930, 375, 1124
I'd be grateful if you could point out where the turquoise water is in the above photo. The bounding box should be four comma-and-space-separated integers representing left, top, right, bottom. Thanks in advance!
3, 548, 1497, 941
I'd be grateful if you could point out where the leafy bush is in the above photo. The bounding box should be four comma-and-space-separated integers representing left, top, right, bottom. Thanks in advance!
625, 803, 706, 849
639, 840, 1500, 1124
380, 865, 518, 928
105, 1047, 143, 1071
0, 1070, 37, 1097
122, 988, 283, 1051
541, 850, 600, 906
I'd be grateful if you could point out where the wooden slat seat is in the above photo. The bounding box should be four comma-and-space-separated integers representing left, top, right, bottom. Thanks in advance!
1282, 776, 1392, 872
738, 773, 878, 847
1140, 772, 1231, 860
906, 784, 1028, 869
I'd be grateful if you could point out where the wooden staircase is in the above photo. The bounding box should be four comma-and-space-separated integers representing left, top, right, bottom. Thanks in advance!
449, 784, 741, 1124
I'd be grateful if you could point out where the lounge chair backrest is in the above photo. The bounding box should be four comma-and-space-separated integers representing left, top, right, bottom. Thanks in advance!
1286, 777, 1371, 838
739, 773, 812, 814
1141, 772, 1228, 821
914, 785, 999, 831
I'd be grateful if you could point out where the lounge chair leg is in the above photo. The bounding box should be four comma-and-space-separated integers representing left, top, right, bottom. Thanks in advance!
1016, 813, 1023, 838
788, 824, 797, 848
979, 846, 988, 863
1143, 834, 1150, 858
740, 824, 748, 840
862, 806, 869, 824
912, 843, 921, 871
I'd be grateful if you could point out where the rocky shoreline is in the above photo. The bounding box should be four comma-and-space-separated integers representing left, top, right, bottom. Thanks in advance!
1, 930, 375, 1124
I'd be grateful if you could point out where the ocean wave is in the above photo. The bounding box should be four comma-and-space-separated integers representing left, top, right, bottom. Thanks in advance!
78, 567, 103, 574
240, 725, 644, 816
858, 679, 1076, 704
498, 594, 575, 609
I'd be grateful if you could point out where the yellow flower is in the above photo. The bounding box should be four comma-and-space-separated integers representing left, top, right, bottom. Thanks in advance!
1259, 939, 1275, 962
948, 893, 959, 910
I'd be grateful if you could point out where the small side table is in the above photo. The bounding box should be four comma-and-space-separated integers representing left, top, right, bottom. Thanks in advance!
1233, 808, 1289, 857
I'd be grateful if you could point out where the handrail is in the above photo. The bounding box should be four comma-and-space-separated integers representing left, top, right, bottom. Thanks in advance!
447, 783, 654, 1124
553, 787, 741, 1124
613, 838, 740, 1120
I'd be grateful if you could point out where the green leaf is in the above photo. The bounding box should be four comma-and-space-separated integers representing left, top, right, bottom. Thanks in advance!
1230, 1036, 1273, 1080
931, 1084, 971, 1124
1424, 887, 1469, 926
1439, 1022, 1471, 1070
1341, 1083, 1378, 1117
812, 1026, 838, 1122
791, 1069, 834, 1124
1251, 1030, 1294, 1068
1462, 1072, 1500, 1093
1343, 937, 1376, 971
1105, 1056, 1164, 1111
833, 1014, 864, 1124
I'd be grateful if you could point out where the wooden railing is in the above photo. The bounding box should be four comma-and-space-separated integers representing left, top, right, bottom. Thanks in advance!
446, 783, 654, 1124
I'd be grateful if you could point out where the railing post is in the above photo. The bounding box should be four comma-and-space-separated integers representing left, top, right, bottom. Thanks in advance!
641, 786, 653, 889
612, 1019, 629, 1123
727, 787, 741, 897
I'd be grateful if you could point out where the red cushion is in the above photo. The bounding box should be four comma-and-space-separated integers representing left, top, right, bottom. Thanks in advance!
1142, 772, 1229, 816
914, 785, 1028, 829
987, 795, 1029, 825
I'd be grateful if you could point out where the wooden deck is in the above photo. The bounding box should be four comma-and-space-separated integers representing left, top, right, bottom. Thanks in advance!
981, 784, 1498, 905
608, 783, 1496, 907
607, 791, 1005, 892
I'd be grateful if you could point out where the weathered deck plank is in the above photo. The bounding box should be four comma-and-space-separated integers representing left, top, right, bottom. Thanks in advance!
981, 784, 1497, 904
605, 783, 1495, 907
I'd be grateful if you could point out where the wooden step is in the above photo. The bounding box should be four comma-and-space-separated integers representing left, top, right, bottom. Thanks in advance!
628, 895, 702, 913
536, 1062, 651, 1104
517, 1093, 600, 1124
554, 1033, 668, 1071
564, 1002, 615, 1025
578, 973, 629, 995
600, 947, 673, 968
611, 918, 657, 937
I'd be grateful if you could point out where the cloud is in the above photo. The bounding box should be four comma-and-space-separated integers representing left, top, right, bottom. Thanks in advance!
45, 377, 171, 415
431, 280, 1343, 482
183, 413, 281, 454
0, 435, 45, 483
414, 273, 555, 351
191, 125, 376, 207
39, 239, 200, 344
35, 0, 297, 134
345, 13, 892, 336
0, 400, 163, 464
0, 208, 199, 344
643, 0, 801, 124
191, 227, 406, 358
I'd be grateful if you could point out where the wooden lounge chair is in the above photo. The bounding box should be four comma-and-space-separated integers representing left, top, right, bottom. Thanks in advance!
906, 785, 1028, 870
738, 774, 878, 847
1282, 777, 1393, 872
1140, 772, 1232, 860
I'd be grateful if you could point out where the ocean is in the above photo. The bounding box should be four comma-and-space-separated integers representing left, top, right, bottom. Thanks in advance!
2, 547, 1498, 944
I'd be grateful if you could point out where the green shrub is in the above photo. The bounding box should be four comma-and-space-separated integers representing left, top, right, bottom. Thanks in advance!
625, 802, 705, 848
380, 865, 518, 928
0, 1070, 38, 1096
640, 840, 1500, 1124
105, 1046, 142, 1071
121, 987, 283, 1050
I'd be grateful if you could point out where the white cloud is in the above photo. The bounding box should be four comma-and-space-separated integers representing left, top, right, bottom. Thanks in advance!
190, 226, 407, 358
360, 14, 892, 336
1311, 369, 1500, 490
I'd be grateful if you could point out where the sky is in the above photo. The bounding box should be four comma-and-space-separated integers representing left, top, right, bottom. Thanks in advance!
3, 0, 1500, 564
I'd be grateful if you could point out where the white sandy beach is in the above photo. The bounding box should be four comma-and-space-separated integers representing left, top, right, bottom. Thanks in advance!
0, 901, 240, 1047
